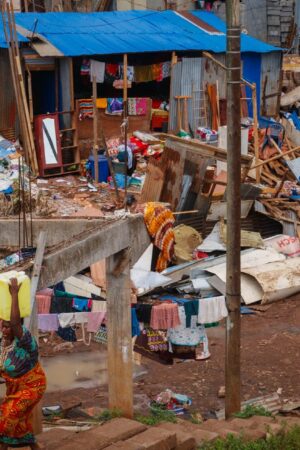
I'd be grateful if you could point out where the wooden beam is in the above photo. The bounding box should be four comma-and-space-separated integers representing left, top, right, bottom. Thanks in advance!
251, 83, 260, 183
37, 216, 150, 289
106, 248, 133, 417
250, 145, 300, 170
92, 75, 99, 183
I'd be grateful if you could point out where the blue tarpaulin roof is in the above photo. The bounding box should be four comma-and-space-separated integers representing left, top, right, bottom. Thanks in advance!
0, 28, 28, 48
0, 10, 281, 55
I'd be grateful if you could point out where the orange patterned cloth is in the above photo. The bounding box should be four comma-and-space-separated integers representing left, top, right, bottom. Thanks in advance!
143, 202, 175, 272
0, 362, 46, 446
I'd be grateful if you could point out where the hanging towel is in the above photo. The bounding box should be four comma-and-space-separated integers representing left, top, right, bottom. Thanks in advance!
197, 296, 228, 324
73, 298, 90, 312
131, 308, 140, 337
78, 99, 94, 120
87, 312, 106, 333
134, 65, 153, 83
152, 63, 163, 82
80, 58, 90, 76
150, 303, 180, 330
106, 98, 123, 115
36, 294, 52, 314
90, 60, 105, 83
167, 306, 208, 348
74, 312, 89, 324
38, 314, 59, 332
119, 64, 135, 82
91, 300, 107, 313
58, 313, 76, 328
162, 61, 171, 79
127, 98, 147, 116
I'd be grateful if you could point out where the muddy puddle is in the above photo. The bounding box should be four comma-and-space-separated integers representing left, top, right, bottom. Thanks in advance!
0, 350, 147, 395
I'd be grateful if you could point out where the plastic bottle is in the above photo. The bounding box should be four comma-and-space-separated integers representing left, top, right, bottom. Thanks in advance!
0, 270, 31, 321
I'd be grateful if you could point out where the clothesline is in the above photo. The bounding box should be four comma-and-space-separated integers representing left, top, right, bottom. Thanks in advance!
81, 59, 171, 84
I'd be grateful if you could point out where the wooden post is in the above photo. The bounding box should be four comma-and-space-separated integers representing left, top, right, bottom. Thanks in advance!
69, 58, 74, 111
106, 248, 133, 418
27, 231, 47, 436
92, 75, 99, 183
225, 0, 242, 418
27, 69, 34, 123
123, 54, 129, 209
251, 83, 260, 183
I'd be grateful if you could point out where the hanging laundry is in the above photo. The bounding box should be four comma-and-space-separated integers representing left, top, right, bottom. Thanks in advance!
134, 65, 153, 83
74, 312, 89, 324
197, 296, 228, 324
106, 98, 124, 115
56, 326, 77, 342
94, 325, 107, 344
152, 63, 163, 82
78, 99, 94, 120
38, 314, 59, 332
87, 312, 106, 333
119, 64, 135, 82
162, 61, 171, 79
183, 300, 199, 328
58, 313, 76, 328
113, 79, 132, 89
127, 98, 148, 116
150, 303, 180, 330
96, 98, 108, 109
131, 308, 140, 337
91, 300, 107, 313
167, 306, 208, 350
80, 58, 90, 76
143, 202, 175, 272
36, 293, 52, 315
90, 60, 105, 83
73, 298, 90, 312
50, 296, 73, 314
105, 63, 119, 83
135, 303, 152, 324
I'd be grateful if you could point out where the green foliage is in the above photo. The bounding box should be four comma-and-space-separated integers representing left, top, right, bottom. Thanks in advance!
135, 408, 177, 426
234, 405, 272, 419
97, 408, 123, 422
198, 425, 300, 450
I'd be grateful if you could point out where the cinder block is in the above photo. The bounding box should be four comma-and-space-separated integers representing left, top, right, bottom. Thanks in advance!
157, 422, 196, 450
127, 427, 177, 450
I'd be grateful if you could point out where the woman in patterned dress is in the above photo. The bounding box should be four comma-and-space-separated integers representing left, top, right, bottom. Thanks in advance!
0, 278, 46, 449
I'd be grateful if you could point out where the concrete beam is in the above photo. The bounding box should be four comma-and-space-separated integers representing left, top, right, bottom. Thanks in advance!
37, 215, 150, 289
0, 218, 111, 248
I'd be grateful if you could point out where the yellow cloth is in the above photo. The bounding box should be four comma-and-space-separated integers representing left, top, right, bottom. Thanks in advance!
96, 98, 107, 109
174, 224, 202, 264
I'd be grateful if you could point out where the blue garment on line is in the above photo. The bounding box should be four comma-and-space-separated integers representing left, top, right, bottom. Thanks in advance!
131, 308, 140, 337
73, 298, 89, 311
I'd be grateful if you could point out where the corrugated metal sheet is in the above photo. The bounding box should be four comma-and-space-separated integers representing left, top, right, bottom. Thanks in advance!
169, 61, 182, 133
192, 11, 281, 53
0, 10, 282, 55
260, 52, 282, 117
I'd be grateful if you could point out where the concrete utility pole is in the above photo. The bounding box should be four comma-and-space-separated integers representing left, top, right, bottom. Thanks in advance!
225, 0, 242, 418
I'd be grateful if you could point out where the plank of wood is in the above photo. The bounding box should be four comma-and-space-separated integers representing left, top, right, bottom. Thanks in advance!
140, 159, 164, 203
106, 248, 133, 418
28, 231, 47, 339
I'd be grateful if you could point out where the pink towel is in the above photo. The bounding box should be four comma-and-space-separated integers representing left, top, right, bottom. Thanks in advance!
36, 294, 52, 314
87, 312, 106, 333
150, 304, 180, 330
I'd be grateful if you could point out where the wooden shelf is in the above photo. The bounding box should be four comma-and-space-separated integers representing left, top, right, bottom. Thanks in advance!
61, 145, 77, 150
60, 128, 76, 133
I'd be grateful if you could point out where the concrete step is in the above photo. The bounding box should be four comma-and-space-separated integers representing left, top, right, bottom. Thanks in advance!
176, 419, 219, 445
198, 418, 240, 439
124, 427, 177, 450
156, 422, 196, 449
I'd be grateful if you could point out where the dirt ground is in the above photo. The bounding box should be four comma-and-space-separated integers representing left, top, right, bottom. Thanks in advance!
41, 295, 300, 417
